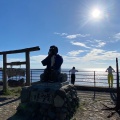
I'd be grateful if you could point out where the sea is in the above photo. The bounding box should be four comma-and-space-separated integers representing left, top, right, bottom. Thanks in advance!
0, 68, 119, 88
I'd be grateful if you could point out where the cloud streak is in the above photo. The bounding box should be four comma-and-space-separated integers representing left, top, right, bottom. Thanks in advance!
82, 48, 120, 61
66, 34, 89, 39
71, 41, 90, 48
0, 48, 118, 69
67, 50, 84, 56
113, 32, 120, 41
54, 32, 67, 36
54, 32, 90, 39
87, 39, 106, 48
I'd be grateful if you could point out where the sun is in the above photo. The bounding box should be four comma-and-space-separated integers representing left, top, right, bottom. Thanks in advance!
81, 6, 105, 26
91, 8, 102, 19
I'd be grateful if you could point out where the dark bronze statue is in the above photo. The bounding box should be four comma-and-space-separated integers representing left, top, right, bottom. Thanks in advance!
41, 45, 63, 82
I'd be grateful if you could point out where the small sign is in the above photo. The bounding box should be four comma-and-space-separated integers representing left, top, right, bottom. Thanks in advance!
7, 68, 25, 78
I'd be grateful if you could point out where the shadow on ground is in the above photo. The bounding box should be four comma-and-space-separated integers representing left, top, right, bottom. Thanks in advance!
8, 114, 28, 120
0, 96, 20, 107
101, 92, 120, 118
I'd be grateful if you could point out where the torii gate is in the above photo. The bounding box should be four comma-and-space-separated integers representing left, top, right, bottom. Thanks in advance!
0, 46, 40, 92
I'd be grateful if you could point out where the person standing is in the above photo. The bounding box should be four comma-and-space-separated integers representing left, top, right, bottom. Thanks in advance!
106, 66, 115, 88
69, 67, 78, 85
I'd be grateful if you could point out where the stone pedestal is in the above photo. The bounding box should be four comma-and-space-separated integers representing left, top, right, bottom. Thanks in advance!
10, 82, 79, 120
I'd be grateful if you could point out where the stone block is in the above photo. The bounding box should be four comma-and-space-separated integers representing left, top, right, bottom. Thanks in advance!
8, 78, 24, 87
15, 83, 79, 120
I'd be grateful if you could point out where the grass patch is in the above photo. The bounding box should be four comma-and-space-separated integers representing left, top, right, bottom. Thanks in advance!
3, 90, 11, 95
3, 87, 22, 96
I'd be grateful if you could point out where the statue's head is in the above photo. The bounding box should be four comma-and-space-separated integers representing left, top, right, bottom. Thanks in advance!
48, 45, 58, 55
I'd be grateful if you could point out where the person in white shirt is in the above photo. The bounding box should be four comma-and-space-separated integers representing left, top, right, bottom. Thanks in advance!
69, 67, 78, 85
106, 66, 115, 88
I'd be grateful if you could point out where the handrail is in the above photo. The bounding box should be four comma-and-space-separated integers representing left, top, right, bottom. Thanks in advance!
0, 69, 119, 88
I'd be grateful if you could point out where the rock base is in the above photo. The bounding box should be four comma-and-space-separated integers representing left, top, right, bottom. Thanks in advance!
8, 78, 24, 87
10, 82, 79, 120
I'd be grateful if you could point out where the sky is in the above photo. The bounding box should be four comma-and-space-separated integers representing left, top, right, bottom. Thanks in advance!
0, 0, 120, 70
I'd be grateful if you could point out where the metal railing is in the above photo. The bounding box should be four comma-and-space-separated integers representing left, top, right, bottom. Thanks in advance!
30, 69, 118, 88
69, 71, 117, 88
0, 69, 119, 88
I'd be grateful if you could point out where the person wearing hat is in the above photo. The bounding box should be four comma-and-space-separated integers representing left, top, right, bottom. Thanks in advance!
106, 66, 115, 88
69, 67, 78, 85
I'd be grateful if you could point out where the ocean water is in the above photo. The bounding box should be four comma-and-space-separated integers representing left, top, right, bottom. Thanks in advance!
0, 68, 118, 88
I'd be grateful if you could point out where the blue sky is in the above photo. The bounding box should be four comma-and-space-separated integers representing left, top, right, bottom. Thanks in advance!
0, 0, 120, 70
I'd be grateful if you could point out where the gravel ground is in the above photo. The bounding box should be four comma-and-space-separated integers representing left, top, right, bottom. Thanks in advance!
0, 95, 20, 120
0, 89, 120, 120
72, 98, 120, 120
72, 91, 120, 120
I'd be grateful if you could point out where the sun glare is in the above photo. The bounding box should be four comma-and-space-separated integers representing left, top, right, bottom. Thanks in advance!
91, 8, 102, 19
81, 6, 105, 26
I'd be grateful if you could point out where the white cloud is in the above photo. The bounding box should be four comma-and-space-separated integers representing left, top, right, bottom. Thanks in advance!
61, 49, 120, 69
71, 41, 90, 48
54, 32, 67, 36
54, 32, 89, 39
82, 49, 120, 61
30, 55, 46, 63
88, 39, 106, 48
113, 33, 120, 41
97, 41, 106, 47
7, 58, 24, 62
0, 58, 26, 68
30, 55, 48, 69
94, 40, 106, 47
33, 50, 120, 69
1, 48, 119, 69
67, 50, 84, 56
61, 33, 67, 36
66, 34, 89, 39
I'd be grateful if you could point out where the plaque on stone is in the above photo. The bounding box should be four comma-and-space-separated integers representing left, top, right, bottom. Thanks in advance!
30, 90, 54, 104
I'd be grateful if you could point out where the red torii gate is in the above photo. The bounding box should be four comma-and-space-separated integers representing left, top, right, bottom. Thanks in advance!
0, 46, 40, 92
